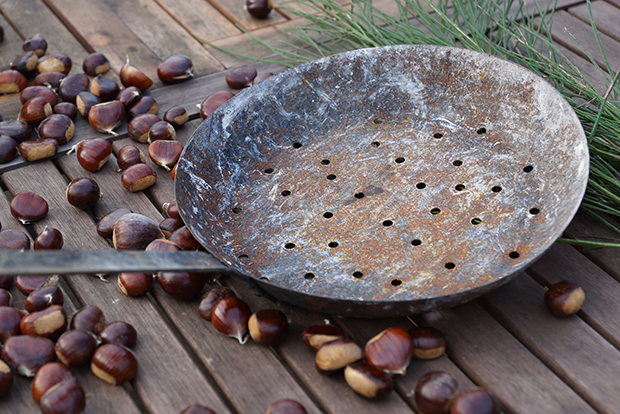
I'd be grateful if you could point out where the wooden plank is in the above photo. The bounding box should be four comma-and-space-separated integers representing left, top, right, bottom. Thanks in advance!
603, 0, 620, 9
2, 162, 233, 414
0, 12, 26, 69
206, 0, 288, 31
420, 300, 595, 413
568, 1, 620, 43
482, 270, 620, 414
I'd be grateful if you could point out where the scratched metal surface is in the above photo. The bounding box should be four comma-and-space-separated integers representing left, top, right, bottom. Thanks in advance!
175, 45, 589, 317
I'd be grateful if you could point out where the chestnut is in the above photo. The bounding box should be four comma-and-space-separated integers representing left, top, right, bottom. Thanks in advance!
89, 101, 125, 136
74, 137, 112, 172
315, 338, 364, 374
344, 361, 393, 399
148, 120, 176, 143
66, 177, 101, 210
34, 72, 66, 90
0, 289, 11, 306
266, 400, 307, 414
23, 35, 47, 57
117, 145, 146, 170
169, 226, 200, 251
70, 305, 105, 334
10, 191, 49, 224
40, 379, 86, 414
163, 106, 188, 128
11, 51, 39, 78
19, 96, 53, 125
0, 359, 13, 398
90, 75, 120, 101
19, 138, 58, 162
162, 200, 180, 219
128, 113, 162, 143
198, 286, 234, 321
59, 73, 90, 104
0, 306, 23, 342
38, 114, 75, 145
212, 297, 251, 344
20, 85, 58, 106
0, 229, 31, 251
226, 65, 257, 89
55, 329, 98, 366
121, 163, 157, 192
180, 404, 216, 414
34, 227, 64, 250
0, 70, 28, 94
253, 71, 273, 85
91, 343, 138, 385
15, 275, 59, 295
199, 91, 234, 119
365, 327, 414, 375
96, 208, 133, 238
157, 55, 194, 83
145, 239, 181, 252
127, 96, 158, 120
120, 56, 153, 91
38, 53, 72, 75
113, 213, 163, 250
450, 388, 500, 414
157, 272, 205, 301
148, 139, 182, 170
248, 309, 288, 346
0, 135, 18, 164
76, 91, 102, 118
159, 217, 184, 238
0, 277, 12, 290
83, 52, 111, 76
544, 280, 585, 317
53, 102, 78, 121
20, 304, 68, 341
116, 86, 141, 108
415, 371, 459, 414
301, 324, 347, 351
32, 362, 74, 403
25, 285, 64, 312
409, 326, 446, 360
1, 335, 56, 377
0, 120, 31, 143
99, 321, 137, 348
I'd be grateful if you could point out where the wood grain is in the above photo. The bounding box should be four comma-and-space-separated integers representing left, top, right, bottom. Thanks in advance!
568, 1, 620, 43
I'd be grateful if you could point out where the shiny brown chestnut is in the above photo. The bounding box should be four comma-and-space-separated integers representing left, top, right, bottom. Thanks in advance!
148, 139, 182, 171
20, 304, 68, 340
91, 343, 138, 385
0, 289, 11, 306
11, 51, 39, 78
99, 321, 137, 348
199, 91, 234, 119
198, 286, 234, 321
247, 0, 272, 18
315, 338, 364, 374
0, 359, 13, 397
90, 75, 120, 101
414, 371, 459, 414
450, 389, 500, 414
147, 120, 176, 143
1, 335, 56, 377
10, 191, 49, 224
89, 101, 125, 136
20, 86, 58, 106
0, 135, 18, 163
74, 137, 112, 172
226, 65, 257, 89
159, 217, 184, 238
70, 305, 105, 334
83, 52, 111, 76
127, 96, 158, 120
145, 238, 180, 252
38, 53, 72, 75
19, 97, 53, 125
162, 201, 180, 219
66, 177, 101, 210
19, 138, 58, 162
0, 120, 31, 143
163, 106, 188, 128
23, 35, 47, 57
0, 277, 11, 290
32, 362, 74, 403
97, 208, 132, 238
169, 226, 200, 251
25, 285, 64, 312
40, 379, 86, 414
157, 272, 205, 301
0, 70, 28, 94
34, 72, 66, 90
0, 306, 23, 342
266, 400, 307, 414
38, 114, 75, 145
115, 86, 141, 108
128, 113, 162, 143
76, 91, 102, 118
301, 324, 347, 351
212, 297, 252, 344
157, 55, 194, 84
113, 213, 163, 250
253, 71, 273, 85
544, 280, 585, 317
53, 102, 78, 121
34, 227, 64, 250
117, 145, 145, 170
59, 73, 89, 104
365, 327, 413, 375
0, 229, 31, 251
121, 163, 157, 192
15, 275, 59, 295
344, 361, 393, 399
180, 404, 217, 414
248, 309, 288, 346
55, 329, 98, 366
120, 57, 153, 91
409, 326, 446, 360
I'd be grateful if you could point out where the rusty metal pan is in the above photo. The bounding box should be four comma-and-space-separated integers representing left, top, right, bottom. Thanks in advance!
175, 45, 589, 317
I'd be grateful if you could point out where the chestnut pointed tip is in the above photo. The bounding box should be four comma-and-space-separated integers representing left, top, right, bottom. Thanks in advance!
237, 332, 249, 345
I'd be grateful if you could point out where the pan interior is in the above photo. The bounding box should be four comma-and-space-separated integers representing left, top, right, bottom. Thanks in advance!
176, 45, 588, 304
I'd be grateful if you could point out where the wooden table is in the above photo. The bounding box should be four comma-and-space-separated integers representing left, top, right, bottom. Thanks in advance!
1, 0, 620, 413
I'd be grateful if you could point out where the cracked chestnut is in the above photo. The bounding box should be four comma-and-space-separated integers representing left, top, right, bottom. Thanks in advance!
10, 191, 49, 224
90, 75, 120, 101
89, 101, 125, 136
25, 285, 64, 312
148, 139, 182, 170
212, 297, 251, 344
226, 65, 257, 89
75, 137, 112, 172
120, 57, 153, 91
0, 70, 27, 94
117, 145, 146, 170
450, 389, 500, 414
0, 359, 13, 397
301, 324, 346, 351
147, 120, 176, 143
158, 272, 205, 301
266, 400, 307, 414
40, 379, 85, 414
163, 106, 188, 128
66, 177, 101, 210
19, 97, 53, 125
121, 163, 157, 192
38, 53, 72, 75
23, 35, 47, 56
128, 113, 162, 143
97, 208, 132, 238
59, 73, 89, 104
409, 326, 446, 360
34, 72, 65, 90
248, 309, 288, 346
55, 329, 98, 366
53, 102, 78, 121
113, 213, 163, 250
83, 52, 111, 76
127, 96, 158, 120
344, 361, 393, 399
1, 335, 56, 377
32, 362, 74, 403
38, 114, 75, 145
91, 344, 138, 385
20, 304, 68, 340
415, 371, 459, 414
157, 55, 194, 84
199, 91, 234, 119
19, 138, 58, 162
0, 306, 23, 342
198, 286, 234, 321
99, 321, 137, 348
34, 227, 64, 250
315, 338, 364, 374
70, 305, 105, 334
0, 135, 18, 164
365, 327, 413, 375
545, 280, 585, 317
20, 86, 58, 106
